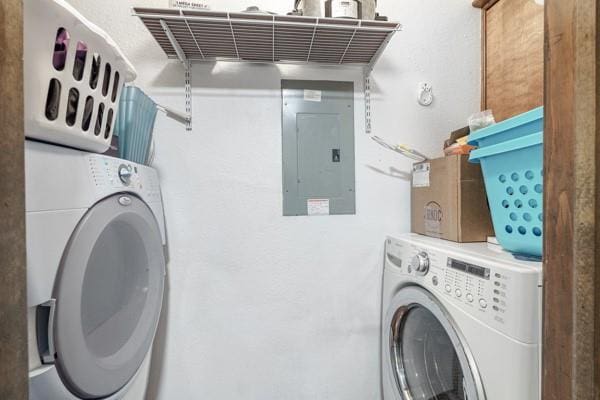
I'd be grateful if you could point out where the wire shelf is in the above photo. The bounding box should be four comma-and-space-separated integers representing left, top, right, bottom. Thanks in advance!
133, 7, 400, 68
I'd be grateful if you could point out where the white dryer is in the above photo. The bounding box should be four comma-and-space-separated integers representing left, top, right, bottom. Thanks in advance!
381, 234, 542, 400
26, 140, 167, 400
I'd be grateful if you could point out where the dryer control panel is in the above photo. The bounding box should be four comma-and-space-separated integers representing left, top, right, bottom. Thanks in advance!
385, 235, 542, 344
88, 156, 162, 202
25, 140, 167, 246
87, 155, 166, 244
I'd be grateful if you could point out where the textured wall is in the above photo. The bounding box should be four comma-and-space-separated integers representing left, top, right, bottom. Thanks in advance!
66, 1, 480, 399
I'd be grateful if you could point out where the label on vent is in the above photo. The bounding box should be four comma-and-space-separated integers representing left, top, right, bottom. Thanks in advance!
331, 0, 359, 18
307, 199, 330, 216
169, 0, 211, 10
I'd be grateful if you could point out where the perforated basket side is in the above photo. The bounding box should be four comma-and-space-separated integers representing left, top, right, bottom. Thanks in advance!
478, 143, 544, 257
24, 0, 137, 153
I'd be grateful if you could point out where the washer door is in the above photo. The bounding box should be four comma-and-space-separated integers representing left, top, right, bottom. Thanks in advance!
384, 286, 486, 400
52, 194, 165, 399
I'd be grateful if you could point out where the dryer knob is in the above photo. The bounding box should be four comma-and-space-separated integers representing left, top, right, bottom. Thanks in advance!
411, 252, 430, 276
118, 164, 132, 185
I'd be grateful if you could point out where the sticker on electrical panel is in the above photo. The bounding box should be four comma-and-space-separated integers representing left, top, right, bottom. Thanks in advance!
412, 163, 431, 187
304, 90, 322, 102
307, 199, 330, 216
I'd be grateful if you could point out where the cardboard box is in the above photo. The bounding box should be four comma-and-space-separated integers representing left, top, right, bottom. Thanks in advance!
411, 155, 494, 242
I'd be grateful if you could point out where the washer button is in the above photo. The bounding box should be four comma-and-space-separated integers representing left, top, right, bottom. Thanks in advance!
479, 299, 488, 309
445, 284, 452, 293
455, 289, 462, 298
466, 293, 474, 303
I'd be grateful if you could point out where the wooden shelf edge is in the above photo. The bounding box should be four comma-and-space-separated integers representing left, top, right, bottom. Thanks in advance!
472, 0, 499, 9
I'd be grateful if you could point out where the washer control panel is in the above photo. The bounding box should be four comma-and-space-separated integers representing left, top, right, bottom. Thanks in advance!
443, 257, 490, 310
385, 236, 542, 344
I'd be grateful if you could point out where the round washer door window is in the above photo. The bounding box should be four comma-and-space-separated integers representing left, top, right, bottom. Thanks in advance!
53, 195, 165, 399
385, 286, 485, 400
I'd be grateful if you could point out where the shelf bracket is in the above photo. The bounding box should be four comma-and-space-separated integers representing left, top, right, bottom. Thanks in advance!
362, 28, 399, 135
184, 60, 192, 131
161, 19, 186, 64
364, 68, 372, 134
161, 19, 193, 131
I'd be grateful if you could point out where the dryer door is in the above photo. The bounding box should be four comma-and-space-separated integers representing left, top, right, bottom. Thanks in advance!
384, 286, 486, 400
51, 194, 165, 399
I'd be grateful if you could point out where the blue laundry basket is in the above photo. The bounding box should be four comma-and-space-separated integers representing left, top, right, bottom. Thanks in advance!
469, 110, 544, 257
114, 86, 158, 165
469, 107, 543, 148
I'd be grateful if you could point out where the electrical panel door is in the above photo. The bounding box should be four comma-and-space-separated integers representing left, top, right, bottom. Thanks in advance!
282, 80, 355, 216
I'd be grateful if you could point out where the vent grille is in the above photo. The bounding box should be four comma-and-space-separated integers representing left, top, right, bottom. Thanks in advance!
133, 8, 400, 66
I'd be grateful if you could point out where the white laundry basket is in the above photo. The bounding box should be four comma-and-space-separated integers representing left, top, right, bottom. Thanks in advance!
24, 0, 137, 153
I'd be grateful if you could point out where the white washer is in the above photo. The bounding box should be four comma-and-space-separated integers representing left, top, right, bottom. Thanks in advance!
26, 140, 168, 400
381, 234, 542, 400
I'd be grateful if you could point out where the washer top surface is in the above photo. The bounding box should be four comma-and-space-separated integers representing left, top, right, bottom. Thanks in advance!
389, 233, 542, 273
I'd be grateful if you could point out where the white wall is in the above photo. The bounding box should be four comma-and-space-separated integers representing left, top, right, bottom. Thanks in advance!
66, 1, 480, 399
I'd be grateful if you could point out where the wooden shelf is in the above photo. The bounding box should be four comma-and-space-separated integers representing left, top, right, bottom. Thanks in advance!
472, 0, 500, 9
132, 7, 400, 70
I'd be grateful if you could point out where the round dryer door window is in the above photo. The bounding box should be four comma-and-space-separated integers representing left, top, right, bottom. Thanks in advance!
52, 194, 165, 399
385, 286, 485, 400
